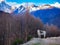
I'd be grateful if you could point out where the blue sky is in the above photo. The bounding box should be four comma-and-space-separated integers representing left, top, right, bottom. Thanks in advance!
6, 0, 60, 4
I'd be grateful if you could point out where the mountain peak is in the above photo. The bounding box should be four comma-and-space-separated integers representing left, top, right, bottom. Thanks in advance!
0, 0, 4, 3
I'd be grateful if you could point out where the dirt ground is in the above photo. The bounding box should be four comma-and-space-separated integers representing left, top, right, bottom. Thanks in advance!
22, 37, 60, 45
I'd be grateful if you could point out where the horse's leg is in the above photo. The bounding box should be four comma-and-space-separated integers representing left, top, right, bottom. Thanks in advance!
44, 32, 46, 38
38, 34, 41, 38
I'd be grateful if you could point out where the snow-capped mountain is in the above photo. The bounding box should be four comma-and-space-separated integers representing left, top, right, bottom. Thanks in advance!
0, 1, 11, 13
13, 5, 26, 14
51, 2, 60, 8
13, 3, 38, 14
0, 0, 15, 13
0, 1, 60, 14
12, 4, 55, 14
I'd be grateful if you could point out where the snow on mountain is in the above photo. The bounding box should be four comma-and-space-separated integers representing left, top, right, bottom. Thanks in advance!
13, 3, 38, 14
51, 2, 60, 8
38, 4, 54, 9
0, 1, 11, 13
0, 0, 4, 3
29, 4, 54, 12
0, 1, 60, 13
13, 5, 26, 14
12, 2, 60, 14
13, 3, 54, 14
0, 0, 16, 13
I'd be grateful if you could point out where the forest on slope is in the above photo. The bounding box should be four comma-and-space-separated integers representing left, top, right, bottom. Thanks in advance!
0, 11, 60, 45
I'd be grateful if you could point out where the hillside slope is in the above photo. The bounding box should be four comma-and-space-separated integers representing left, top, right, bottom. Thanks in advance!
22, 37, 60, 45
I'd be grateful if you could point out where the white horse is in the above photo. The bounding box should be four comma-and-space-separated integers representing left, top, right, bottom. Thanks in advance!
37, 29, 46, 38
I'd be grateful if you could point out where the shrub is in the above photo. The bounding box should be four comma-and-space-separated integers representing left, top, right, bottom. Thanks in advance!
12, 39, 23, 45
27, 35, 33, 41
